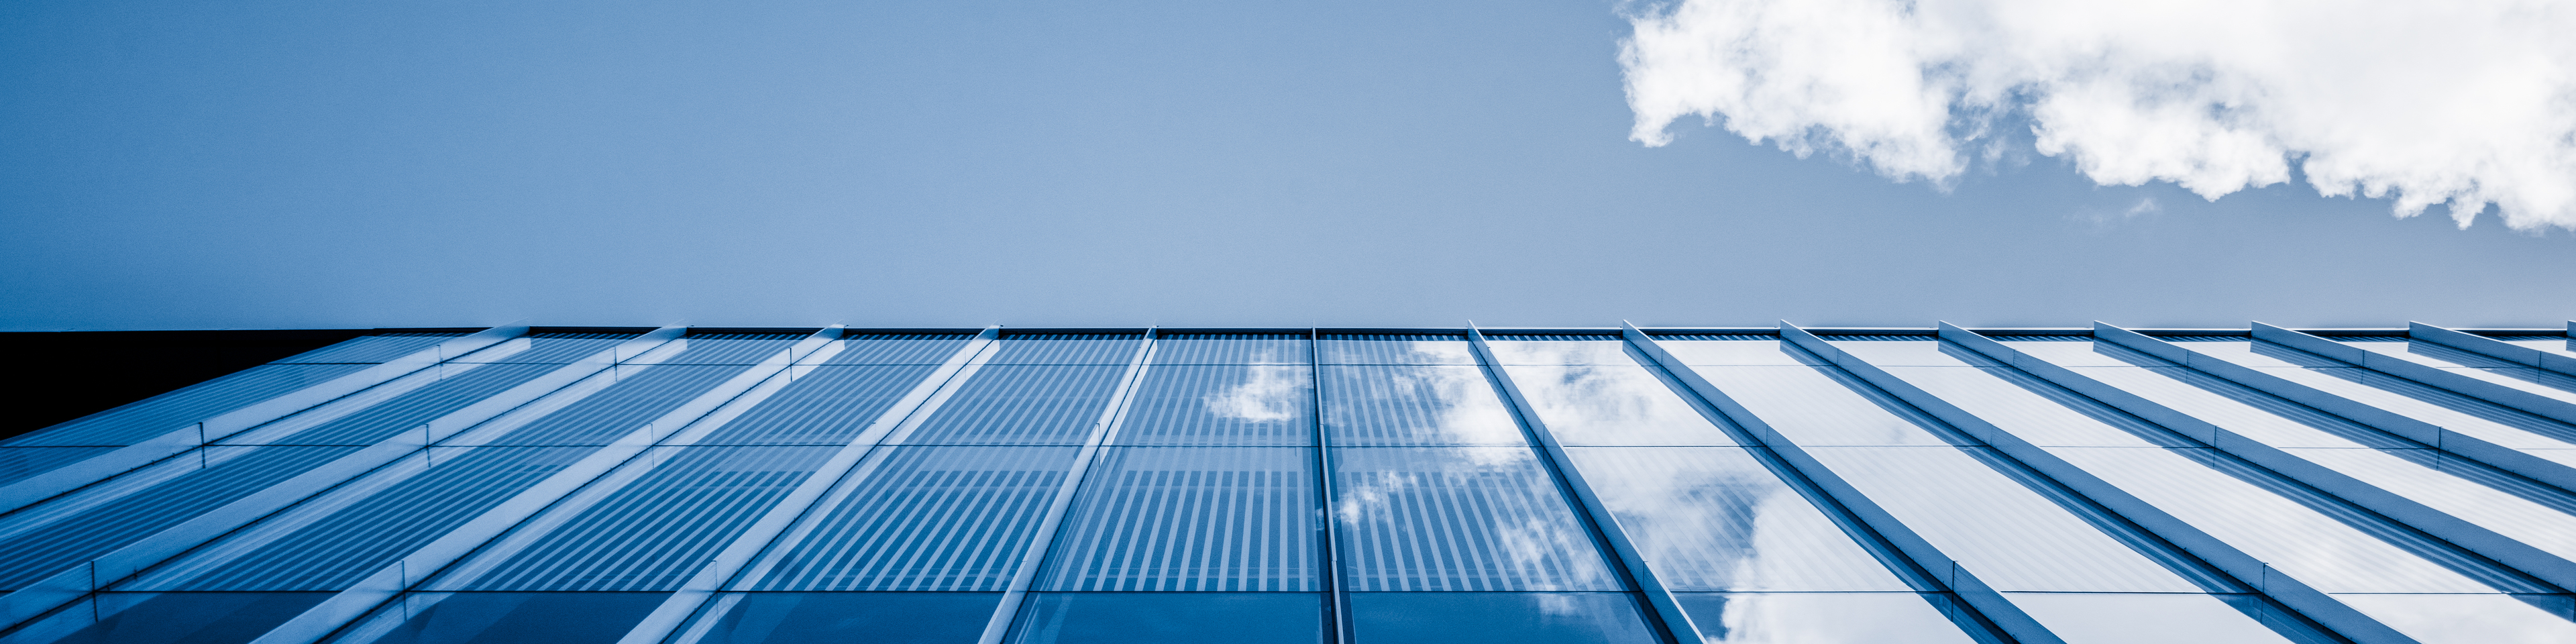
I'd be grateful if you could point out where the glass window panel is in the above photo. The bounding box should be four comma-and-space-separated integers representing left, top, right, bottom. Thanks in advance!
1347, 592, 1658, 644
27, 592, 335, 644
1116, 365, 1313, 446
819, 333, 975, 365
2188, 339, 2576, 449
238, 363, 561, 446
898, 365, 1128, 445
1317, 334, 1477, 365
1151, 333, 1309, 365
2006, 345, 2402, 449
468, 364, 752, 445
1872, 366, 2179, 447
7, 364, 372, 447
274, 333, 464, 364
1320, 366, 1523, 445
1670, 592, 1986, 644
1688, 366, 1962, 445
127, 446, 596, 592
695, 365, 941, 445
2000, 593, 2311, 644
657, 333, 806, 365
1502, 364, 1737, 446
2045, 447, 2500, 593
987, 334, 1144, 365
1995, 336, 2169, 368
2284, 447, 2576, 560
0, 446, 116, 487
676, 592, 1000, 644
434, 445, 837, 591
1332, 447, 1617, 591
325, 592, 665, 644
739, 445, 1077, 591
0, 445, 360, 591
1038, 447, 1319, 591
2332, 594, 2576, 644
1801, 446, 2204, 592
1009, 592, 1326, 644
1652, 336, 1825, 366
448, 333, 637, 364
2342, 339, 2576, 402
1485, 336, 1638, 365
1823, 337, 2008, 368
1564, 447, 1908, 591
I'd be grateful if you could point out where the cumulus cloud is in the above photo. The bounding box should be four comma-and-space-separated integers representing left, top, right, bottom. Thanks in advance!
1620, 1, 2576, 230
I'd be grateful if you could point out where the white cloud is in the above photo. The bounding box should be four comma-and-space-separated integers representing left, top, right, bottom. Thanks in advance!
1620, 1, 2576, 231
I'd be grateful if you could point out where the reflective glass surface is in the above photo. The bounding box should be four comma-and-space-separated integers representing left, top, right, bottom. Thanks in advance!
1565, 447, 1909, 591
327, 592, 664, 644
430, 446, 835, 591
2000, 593, 2308, 644
987, 334, 1144, 365
0, 446, 116, 487
458, 364, 753, 446
675, 592, 1000, 644
739, 446, 1077, 591
1670, 592, 1986, 644
1652, 336, 1825, 366
2332, 594, 2576, 644
1802, 446, 2203, 592
1010, 593, 1326, 644
1316, 334, 1477, 365
1485, 336, 1641, 365
2186, 339, 2576, 449
1116, 366, 1314, 446
446, 333, 637, 364
227, 362, 563, 446
1689, 365, 1962, 445
1040, 447, 1319, 591
1151, 333, 1309, 364
1320, 366, 1523, 445
896, 365, 1128, 445
692, 365, 941, 445
2496, 335, 2576, 360
818, 333, 976, 365
0, 445, 361, 590
1872, 365, 2177, 447
18, 592, 333, 644
273, 333, 462, 364
1346, 592, 1658, 644
7, 364, 373, 447
2341, 338, 2576, 403
1331, 447, 1617, 590
654, 333, 805, 365
1502, 364, 1738, 445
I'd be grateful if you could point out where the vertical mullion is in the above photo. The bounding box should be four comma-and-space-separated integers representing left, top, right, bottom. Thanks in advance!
973, 329, 1162, 644
1311, 329, 1352, 643
1462, 326, 1693, 644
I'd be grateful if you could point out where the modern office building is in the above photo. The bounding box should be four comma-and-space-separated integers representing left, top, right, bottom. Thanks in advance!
3, 322, 2575, 644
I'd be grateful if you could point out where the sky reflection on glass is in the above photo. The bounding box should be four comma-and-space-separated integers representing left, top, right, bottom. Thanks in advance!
1331, 447, 1615, 591
1322, 366, 1524, 445
1566, 447, 1906, 591
1503, 364, 1736, 445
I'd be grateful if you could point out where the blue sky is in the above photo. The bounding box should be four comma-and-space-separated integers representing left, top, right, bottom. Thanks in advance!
3, 1, 2568, 331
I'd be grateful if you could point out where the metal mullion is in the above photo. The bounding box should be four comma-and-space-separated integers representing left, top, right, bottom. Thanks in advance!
0, 324, 527, 517
1617, 322, 2055, 644
2408, 322, 2576, 377
0, 324, 680, 635
2006, 323, 2576, 594
2251, 322, 2576, 427
1787, 323, 2416, 644
1464, 325, 1693, 643
225, 325, 833, 644
1310, 329, 1352, 641
973, 329, 1161, 644
606, 324, 1003, 636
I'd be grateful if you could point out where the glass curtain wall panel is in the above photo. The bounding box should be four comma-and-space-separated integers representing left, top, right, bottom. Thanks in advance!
5, 364, 372, 447
986, 334, 1144, 365
1319, 366, 1523, 445
1036, 447, 1320, 592
1009, 592, 1326, 644
818, 333, 976, 365
21, 592, 337, 644
323, 592, 669, 644
894, 366, 1129, 445
2337, 337, 2576, 405
1116, 366, 1314, 446
448, 333, 638, 364
692, 365, 941, 445
653, 333, 806, 365
2171, 337, 2576, 461
0, 447, 115, 488
1328, 446, 1615, 592
274, 332, 466, 364
1995, 337, 2576, 562
1682, 339, 2307, 644
1488, 337, 1738, 446
1344, 593, 1658, 644
223, 363, 564, 446
1316, 334, 1477, 366
1839, 337, 2576, 643
735, 445, 1079, 591
0, 445, 360, 590
119, 446, 599, 592
1152, 333, 1307, 365
424, 445, 837, 592
671, 592, 1002, 644
454, 364, 751, 446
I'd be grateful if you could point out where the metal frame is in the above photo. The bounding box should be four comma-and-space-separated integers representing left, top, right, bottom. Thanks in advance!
1307, 329, 1352, 644
971, 329, 1162, 644
2253, 322, 2576, 428
1615, 323, 2055, 644
1786, 323, 2412, 644
2408, 322, 2576, 378
0, 324, 529, 516
1462, 325, 1698, 644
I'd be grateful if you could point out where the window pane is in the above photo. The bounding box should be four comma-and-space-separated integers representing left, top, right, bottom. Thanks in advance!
1669, 592, 1986, 644
1040, 447, 1319, 591
1117, 366, 1313, 446
739, 446, 1077, 591
1347, 592, 1657, 644
1321, 366, 1523, 445
897, 366, 1127, 445
1332, 447, 1617, 591
327, 592, 665, 644
1010, 593, 1325, 644
695, 365, 941, 445
678, 592, 998, 644
1317, 335, 1476, 365
1564, 447, 1907, 591
987, 334, 1143, 365
433, 446, 837, 591
1151, 333, 1309, 365
1502, 364, 1737, 445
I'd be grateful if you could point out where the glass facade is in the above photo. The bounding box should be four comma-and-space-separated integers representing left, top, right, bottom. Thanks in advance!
3, 324, 2575, 644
